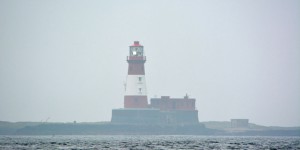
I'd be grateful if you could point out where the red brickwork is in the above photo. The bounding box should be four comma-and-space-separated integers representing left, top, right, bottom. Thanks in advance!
150, 96, 196, 111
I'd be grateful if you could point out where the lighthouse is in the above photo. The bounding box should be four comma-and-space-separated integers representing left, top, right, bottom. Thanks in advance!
124, 41, 148, 108
111, 41, 199, 125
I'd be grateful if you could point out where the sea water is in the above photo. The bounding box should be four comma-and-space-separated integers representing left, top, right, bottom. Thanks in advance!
0, 135, 299, 149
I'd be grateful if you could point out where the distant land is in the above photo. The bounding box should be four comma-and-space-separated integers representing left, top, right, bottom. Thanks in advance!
1, 121, 299, 136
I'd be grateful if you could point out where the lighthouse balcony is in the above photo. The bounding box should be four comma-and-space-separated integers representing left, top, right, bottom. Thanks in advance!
127, 56, 146, 63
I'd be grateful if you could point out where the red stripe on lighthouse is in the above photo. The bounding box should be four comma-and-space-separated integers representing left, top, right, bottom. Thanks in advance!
127, 56, 146, 75
128, 63, 145, 75
124, 95, 148, 108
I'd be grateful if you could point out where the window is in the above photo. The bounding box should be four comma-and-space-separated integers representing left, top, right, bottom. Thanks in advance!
138, 77, 142, 82
139, 88, 142, 92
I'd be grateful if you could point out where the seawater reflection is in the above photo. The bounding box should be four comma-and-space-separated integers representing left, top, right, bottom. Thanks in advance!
0, 135, 299, 149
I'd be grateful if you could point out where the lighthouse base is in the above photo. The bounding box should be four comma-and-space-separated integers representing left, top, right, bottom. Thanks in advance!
111, 108, 199, 125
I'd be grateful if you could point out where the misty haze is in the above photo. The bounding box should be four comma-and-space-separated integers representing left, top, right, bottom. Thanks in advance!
0, 0, 300, 148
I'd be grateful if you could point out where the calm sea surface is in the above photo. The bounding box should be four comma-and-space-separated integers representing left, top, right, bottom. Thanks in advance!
0, 135, 299, 149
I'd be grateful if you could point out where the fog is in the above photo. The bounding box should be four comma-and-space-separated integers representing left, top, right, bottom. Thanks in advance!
0, 0, 299, 127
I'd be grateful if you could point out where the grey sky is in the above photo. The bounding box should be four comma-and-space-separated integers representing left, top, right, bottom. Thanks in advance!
0, 0, 299, 126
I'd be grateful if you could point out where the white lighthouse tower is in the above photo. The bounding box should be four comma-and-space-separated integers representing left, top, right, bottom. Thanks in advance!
124, 41, 148, 108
